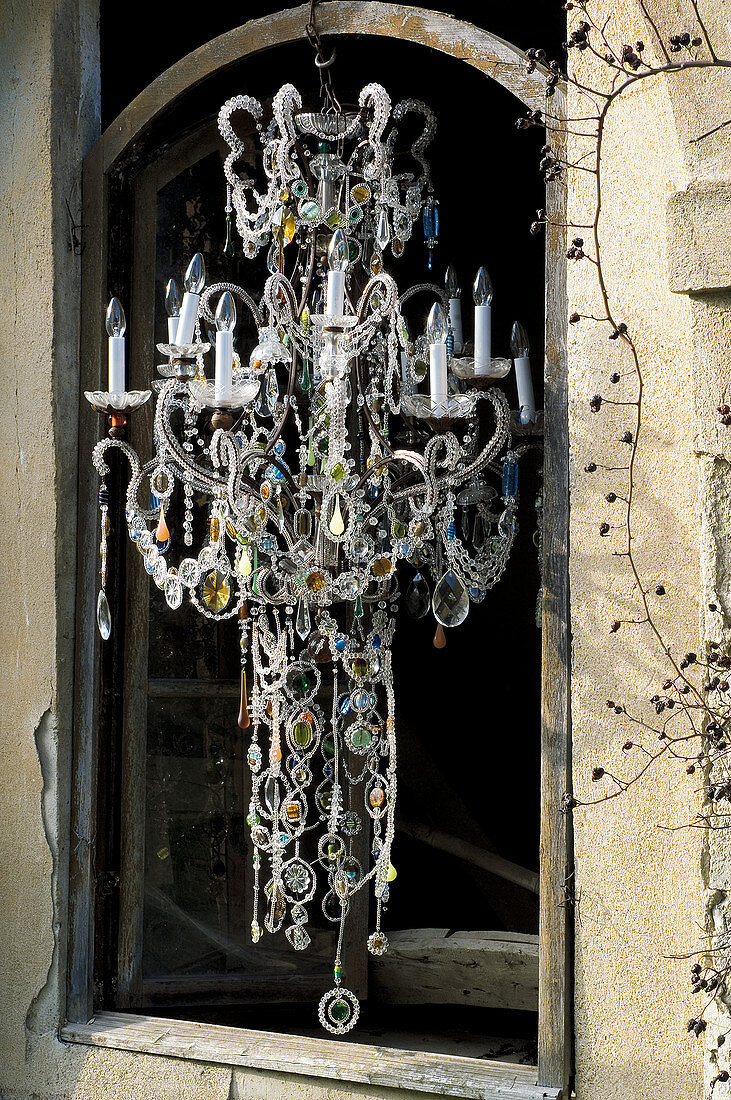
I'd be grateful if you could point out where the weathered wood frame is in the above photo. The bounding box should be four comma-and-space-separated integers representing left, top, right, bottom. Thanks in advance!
67, 4, 571, 1096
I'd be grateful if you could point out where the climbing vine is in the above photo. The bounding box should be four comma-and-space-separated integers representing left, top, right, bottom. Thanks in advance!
520, 0, 731, 1081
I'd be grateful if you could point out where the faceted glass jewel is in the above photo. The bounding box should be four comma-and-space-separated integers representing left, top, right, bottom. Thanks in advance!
201, 570, 231, 612
432, 569, 470, 628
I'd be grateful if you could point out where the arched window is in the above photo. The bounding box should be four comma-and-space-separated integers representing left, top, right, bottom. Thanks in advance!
67, 6, 570, 1096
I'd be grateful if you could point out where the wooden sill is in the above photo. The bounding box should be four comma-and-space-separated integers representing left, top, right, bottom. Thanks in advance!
60, 1011, 562, 1099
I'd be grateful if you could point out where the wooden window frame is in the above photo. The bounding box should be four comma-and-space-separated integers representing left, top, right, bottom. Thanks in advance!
66, 4, 571, 1096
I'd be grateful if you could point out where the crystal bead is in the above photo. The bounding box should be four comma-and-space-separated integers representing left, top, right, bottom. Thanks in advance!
96, 589, 111, 640
432, 570, 469, 628
502, 453, 519, 497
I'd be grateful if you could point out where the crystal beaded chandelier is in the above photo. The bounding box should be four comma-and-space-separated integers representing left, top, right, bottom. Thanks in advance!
85, 42, 539, 1034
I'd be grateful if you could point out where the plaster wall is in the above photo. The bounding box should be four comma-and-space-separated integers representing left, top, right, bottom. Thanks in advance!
3, 2, 731, 1099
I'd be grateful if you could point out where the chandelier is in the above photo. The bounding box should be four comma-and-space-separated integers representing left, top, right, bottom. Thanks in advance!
85, 66, 538, 1034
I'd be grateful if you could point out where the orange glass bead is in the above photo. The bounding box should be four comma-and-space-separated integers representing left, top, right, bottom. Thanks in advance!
369, 787, 385, 807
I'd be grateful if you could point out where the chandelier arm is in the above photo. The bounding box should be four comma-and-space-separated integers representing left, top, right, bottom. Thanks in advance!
398, 282, 449, 311
199, 282, 263, 329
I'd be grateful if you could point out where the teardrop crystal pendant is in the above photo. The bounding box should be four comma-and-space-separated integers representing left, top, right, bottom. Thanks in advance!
97, 589, 111, 640
405, 572, 430, 619
432, 570, 470, 628
296, 596, 312, 641
328, 495, 345, 537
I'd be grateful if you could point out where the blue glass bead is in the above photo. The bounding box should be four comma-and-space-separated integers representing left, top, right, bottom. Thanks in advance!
372, 635, 381, 649
335, 637, 347, 652
502, 459, 519, 498
426, 250, 434, 272
339, 697, 351, 716
260, 535, 275, 551
150, 492, 160, 510
446, 521, 455, 541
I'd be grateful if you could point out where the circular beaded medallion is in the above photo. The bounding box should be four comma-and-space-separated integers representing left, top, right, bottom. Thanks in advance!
317, 987, 360, 1034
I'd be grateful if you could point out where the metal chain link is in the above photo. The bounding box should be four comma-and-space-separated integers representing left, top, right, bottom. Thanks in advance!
305, 0, 343, 115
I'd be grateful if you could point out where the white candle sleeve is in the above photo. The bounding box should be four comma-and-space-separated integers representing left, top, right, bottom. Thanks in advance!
515, 355, 536, 424
326, 270, 345, 316
429, 342, 448, 413
215, 331, 233, 400
108, 336, 125, 393
176, 290, 200, 346
474, 303, 491, 375
448, 298, 463, 355
167, 316, 179, 343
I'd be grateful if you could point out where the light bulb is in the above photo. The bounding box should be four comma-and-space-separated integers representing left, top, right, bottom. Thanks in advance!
444, 264, 461, 299
165, 278, 181, 317
327, 229, 348, 272
184, 252, 206, 294
426, 302, 448, 344
215, 290, 236, 332
510, 321, 530, 358
473, 266, 493, 306
105, 297, 126, 337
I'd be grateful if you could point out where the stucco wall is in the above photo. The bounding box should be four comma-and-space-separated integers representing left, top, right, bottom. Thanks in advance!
4, 1, 731, 1098
568, 2, 731, 1099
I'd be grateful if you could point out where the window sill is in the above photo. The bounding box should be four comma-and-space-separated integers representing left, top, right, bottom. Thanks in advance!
60, 1011, 562, 1099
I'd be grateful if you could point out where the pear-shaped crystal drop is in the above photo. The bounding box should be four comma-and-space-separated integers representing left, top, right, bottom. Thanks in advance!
354, 594, 364, 619
276, 497, 285, 532
296, 596, 311, 641
97, 589, 111, 640
432, 570, 470, 628
299, 357, 311, 392
405, 572, 430, 619
433, 624, 446, 649
238, 668, 251, 729
236, 546, 253, 577
155, 507, 170, 547
328, 495, 345, 537
223, 213, 235, 259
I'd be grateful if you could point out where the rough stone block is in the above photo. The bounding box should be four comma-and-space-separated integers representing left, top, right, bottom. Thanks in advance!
667, 182, 731, 293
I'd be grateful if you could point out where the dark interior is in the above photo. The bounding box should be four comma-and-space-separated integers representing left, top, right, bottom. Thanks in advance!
98, 0, 564, 1059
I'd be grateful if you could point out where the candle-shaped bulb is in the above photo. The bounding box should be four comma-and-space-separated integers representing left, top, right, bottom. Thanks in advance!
215, 290, 236, 332
327, 229, 348, 272
510, 321, 530, 358
426, 302, 448, 344
473, 266, 494, 306
165, 278, 181, 318
106, 297, 126, 337
184, 252, 206, 294
444, 264, 461, 299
